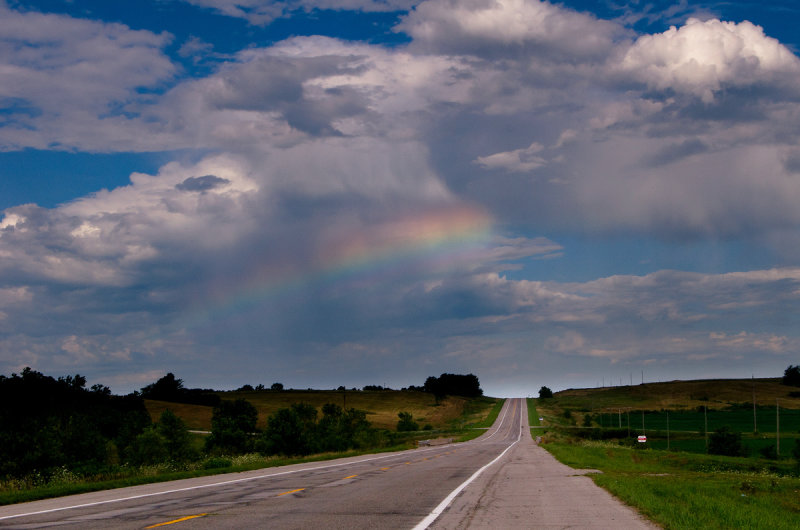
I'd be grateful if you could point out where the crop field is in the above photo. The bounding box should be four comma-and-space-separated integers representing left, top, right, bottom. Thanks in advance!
147, 390, 493, 431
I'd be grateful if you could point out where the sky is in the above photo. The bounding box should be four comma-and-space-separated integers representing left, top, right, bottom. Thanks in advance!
2, 0, 800, 398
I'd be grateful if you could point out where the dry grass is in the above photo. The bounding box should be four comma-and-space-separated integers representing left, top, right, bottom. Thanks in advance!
144, 400, 213, 430
146, 390, 470, 431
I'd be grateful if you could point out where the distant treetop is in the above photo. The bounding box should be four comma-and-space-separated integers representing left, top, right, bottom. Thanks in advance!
423, 373, 482, 398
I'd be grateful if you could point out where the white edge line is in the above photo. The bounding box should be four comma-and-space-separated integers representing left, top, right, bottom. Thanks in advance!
412, 400, 522, 530
0, 445, 450, 521
481, 398, 509, 442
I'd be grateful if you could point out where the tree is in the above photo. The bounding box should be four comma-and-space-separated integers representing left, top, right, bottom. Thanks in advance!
140, 373, 184, 401
259, 403, 318, 456
127, 428, 167, 466
205, 399, 258, 454
157, 409, 196, 461
538, 386, 553, 399
0, 367, 149, 478
783, 365, 800, 387
423, 373, 482, 399
271, 382, 284, 391
708, 426, 745, 457
397, 411, 418, 432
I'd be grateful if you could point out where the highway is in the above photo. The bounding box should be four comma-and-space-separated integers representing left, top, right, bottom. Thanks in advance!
0, 399, 524, 529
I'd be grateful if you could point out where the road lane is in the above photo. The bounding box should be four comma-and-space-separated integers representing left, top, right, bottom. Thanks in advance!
428, 399, 657, 529
0, 399, 521, 529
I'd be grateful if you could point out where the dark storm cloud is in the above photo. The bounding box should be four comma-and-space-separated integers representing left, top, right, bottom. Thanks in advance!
176, 175, 231, 192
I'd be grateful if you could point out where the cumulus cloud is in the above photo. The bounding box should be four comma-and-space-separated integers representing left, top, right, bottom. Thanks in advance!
398, 0, 624, 59
0, 4, 176, 151
620, 18, 800, 102
3, 1, 800, 391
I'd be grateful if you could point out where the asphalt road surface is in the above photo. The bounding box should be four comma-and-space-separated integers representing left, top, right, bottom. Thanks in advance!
0, 398, 655, 529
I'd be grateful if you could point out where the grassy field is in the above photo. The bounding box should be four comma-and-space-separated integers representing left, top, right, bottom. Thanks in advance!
551, 378, 800, 413
146, 389, 475, 431
544, 441, 800, 529
536, 378, 800, 528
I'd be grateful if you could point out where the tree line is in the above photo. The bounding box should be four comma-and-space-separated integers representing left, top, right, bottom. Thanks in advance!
0, 369, 483, 480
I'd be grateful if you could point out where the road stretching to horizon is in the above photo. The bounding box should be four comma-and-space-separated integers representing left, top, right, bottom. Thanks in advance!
0, 399, 655, 529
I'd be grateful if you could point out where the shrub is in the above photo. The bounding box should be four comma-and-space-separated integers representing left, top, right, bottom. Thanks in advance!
205, 399, 259, 455
397, 412, 418, 432
708, 426, 746, 457
157, 409, 197, 462
202, 457, 232, 469
759, 444, 778, 460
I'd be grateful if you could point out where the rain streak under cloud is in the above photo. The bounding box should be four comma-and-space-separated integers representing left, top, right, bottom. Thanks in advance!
2, 0, 800, 396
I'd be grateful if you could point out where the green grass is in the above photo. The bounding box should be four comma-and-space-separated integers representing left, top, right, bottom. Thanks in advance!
543, 441, 800, 529
592, 407, 800, 434
536, 378, 800, 528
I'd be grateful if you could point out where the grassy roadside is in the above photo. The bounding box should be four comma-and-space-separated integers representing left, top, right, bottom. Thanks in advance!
542, 441, 800, 529
534, 379, 800, 528
527, 398, 540, 427
455, 397, 505, 442
0, 395, 500, 506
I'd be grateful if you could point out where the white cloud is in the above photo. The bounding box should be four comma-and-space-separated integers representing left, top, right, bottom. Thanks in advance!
621, 18, 800, 102
398, 0, 623, 59
474, 142, 546, 172
0, 4, 176, 151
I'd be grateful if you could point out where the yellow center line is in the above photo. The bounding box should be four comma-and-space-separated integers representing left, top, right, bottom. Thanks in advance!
277, 488, 305, 496
145, 514, 208, 528
380, 467, 390, 471
343, 474, 358, 479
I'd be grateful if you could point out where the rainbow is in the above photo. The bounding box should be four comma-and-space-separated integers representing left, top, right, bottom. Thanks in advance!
191, 203, 493, 322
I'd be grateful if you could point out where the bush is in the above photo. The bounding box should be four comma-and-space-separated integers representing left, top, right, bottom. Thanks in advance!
397, 412, 418, 432
205, 399, 259, 455
202, 457, 232, 469
708, 426, 746, 457
258, 403, 318, 456
759, 444, 778, 460
127, 428, 167, 466
792, 438, 800, 461
157, 409, 197, 462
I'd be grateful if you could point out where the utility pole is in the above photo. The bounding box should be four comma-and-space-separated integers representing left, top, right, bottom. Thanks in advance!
641, 370, 644, 385
667, 410, 670, 450
777, 399, 780, 456
618, 409, 622, 428
704, 406, 708, 452
752, 375, 757, 434
642, 410, 645, 435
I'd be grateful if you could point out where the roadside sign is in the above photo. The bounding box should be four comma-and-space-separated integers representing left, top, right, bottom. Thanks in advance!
637, 435, 647, 443
539, 417, 544, 422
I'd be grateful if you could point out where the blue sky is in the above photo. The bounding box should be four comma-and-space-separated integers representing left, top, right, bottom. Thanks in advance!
2, 0, 800, 397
